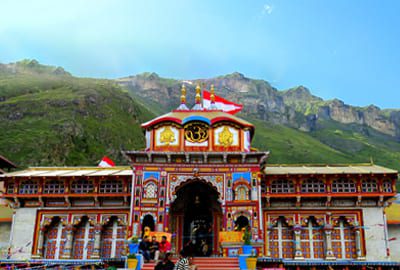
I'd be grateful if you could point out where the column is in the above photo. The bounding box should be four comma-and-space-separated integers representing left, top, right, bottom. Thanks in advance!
61, 224, 74, 259
324, 224, 336, 260
33, 225, 46, 258
293, 224, 304, 260
264, 224, 271, 257
354, 226, 365, 260
90, 223, 103, 259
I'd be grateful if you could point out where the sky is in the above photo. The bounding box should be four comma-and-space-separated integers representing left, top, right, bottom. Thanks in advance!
0, 0, 399, 108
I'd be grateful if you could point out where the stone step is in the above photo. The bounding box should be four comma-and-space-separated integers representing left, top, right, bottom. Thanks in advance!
141, 257, 240, 270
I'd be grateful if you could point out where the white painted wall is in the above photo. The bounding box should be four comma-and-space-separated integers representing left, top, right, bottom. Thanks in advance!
362, 207, 388, 261
10, 208, 37, 259
388, 224, 400, 262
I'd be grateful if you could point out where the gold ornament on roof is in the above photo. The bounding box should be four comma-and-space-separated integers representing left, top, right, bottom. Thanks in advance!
195, 84, 201, 104
184, 122, 208, 143
218, 126, 233, 146
180, 84, 186, 104
160, 126, 175, 145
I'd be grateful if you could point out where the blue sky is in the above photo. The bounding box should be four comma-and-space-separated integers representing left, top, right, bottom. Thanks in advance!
0, 0, 399, 108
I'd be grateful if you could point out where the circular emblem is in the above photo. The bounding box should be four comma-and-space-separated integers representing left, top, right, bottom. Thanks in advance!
184, 122, 209, 143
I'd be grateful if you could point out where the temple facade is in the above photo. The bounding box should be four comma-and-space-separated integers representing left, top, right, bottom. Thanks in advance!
0, 85, 399, 269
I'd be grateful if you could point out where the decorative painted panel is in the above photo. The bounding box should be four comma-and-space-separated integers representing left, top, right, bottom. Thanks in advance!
214, 126, 239, 147
155, 126, 179, 146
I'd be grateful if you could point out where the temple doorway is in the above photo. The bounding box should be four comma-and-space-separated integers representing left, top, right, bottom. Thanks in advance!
170, 179, 222, 256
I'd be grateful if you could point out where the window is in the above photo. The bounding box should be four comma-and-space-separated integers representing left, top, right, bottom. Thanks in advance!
143, 182, 157, 199
270, 179, 295, 193
71, 179, 94, 193
100, 180, 123, 193
43, 180, 65, 194
19, 180, 38, 194
332, 178, 356, 193
361, 179, 378, 193
301, 179, 325, 193
269, 218, 294, 258
235, 185, 249, 200
331, 219, 356, 259
7, 182, 14, 194
300, 218, 324, 259
382, 180, 393, 193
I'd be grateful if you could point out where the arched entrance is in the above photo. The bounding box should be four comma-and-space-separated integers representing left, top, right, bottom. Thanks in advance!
170, 179, 222, 256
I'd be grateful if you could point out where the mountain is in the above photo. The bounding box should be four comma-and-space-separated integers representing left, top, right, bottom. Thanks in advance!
0, 60, 155, 166
1, 60, 399, 173
117, 72, 400, 171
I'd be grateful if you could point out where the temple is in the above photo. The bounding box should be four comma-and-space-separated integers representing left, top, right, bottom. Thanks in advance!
0, 85, 399, 269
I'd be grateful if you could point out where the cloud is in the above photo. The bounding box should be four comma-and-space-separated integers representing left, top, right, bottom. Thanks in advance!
262, 4, 273, 15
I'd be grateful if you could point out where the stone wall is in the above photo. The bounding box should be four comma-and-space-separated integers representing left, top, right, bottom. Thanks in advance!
362, 207, 388, 261
9, 208, 37, 259
388, 224, 400, 262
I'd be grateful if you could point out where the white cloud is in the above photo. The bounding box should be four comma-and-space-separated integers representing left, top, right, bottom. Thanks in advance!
262, 4, 273, 15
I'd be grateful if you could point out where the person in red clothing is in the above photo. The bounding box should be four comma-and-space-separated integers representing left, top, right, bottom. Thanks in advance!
158, 235, 171, 259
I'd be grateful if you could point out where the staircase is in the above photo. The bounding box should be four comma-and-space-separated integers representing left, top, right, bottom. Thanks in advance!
141, 257, 240, 270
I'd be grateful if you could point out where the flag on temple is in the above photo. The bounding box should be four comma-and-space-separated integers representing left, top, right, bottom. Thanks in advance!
203, 90, 243, 114
98, 156, 115, 167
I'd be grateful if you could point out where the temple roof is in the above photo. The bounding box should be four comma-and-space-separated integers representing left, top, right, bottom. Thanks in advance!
0, 205, 12, 222
0, 155, 17, 172
1, 166, 133, 178
141, 110, 254, 131
386, 194, 400, 225
264, 164, 398, 175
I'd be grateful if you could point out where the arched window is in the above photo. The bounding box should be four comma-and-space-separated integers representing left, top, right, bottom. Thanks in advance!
361, 179, 378, 193
269, 218, 294, 258
300, 217, 324, 259
43, 217, 67, 259
99, 180, 123, 193
143, 182, 157, 199
19, 180, 38, 194
72, 216, 94, 259
101, 216, 126, 258
331, 218, 356, 259
43, 180, 65, 194
382, 180, 393, 193
301, 178, 325, 193
270, 179, 295, 193
235, 185, 249, 200
332, 178, 356, 193
71, 179, 94, 193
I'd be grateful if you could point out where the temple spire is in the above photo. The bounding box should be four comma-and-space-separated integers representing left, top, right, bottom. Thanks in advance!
209, 84, 218, 110
192, 83, 203, 110
177, 84, 189, 110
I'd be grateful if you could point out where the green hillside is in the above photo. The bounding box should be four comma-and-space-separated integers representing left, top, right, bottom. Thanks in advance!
0, 60, 155, 166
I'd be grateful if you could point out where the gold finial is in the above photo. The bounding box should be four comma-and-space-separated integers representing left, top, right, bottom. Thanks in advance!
210, 84, 215, 103
180, 84, 186, 104
195, 84, 201, 104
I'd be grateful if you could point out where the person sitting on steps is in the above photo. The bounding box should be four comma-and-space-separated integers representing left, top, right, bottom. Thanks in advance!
139, 235, 151, 263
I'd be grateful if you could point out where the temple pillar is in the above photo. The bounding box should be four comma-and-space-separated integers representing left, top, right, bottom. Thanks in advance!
354, 225, 365, 260
264, 224, 271, 257
90, 223, 103, 259
293, 224, 304, 260
61, 224, 74, 259
324, 224, 336, 260
33, 225, 46, 258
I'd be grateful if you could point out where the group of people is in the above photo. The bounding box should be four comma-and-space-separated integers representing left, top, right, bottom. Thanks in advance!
138, 235, 197, 270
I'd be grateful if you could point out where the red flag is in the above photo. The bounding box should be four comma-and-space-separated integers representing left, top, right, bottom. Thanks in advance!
98, 156, 115, 167
203, 90, 243, 114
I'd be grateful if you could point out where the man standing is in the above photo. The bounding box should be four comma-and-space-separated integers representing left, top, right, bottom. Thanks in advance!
150, 235, 160, 261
